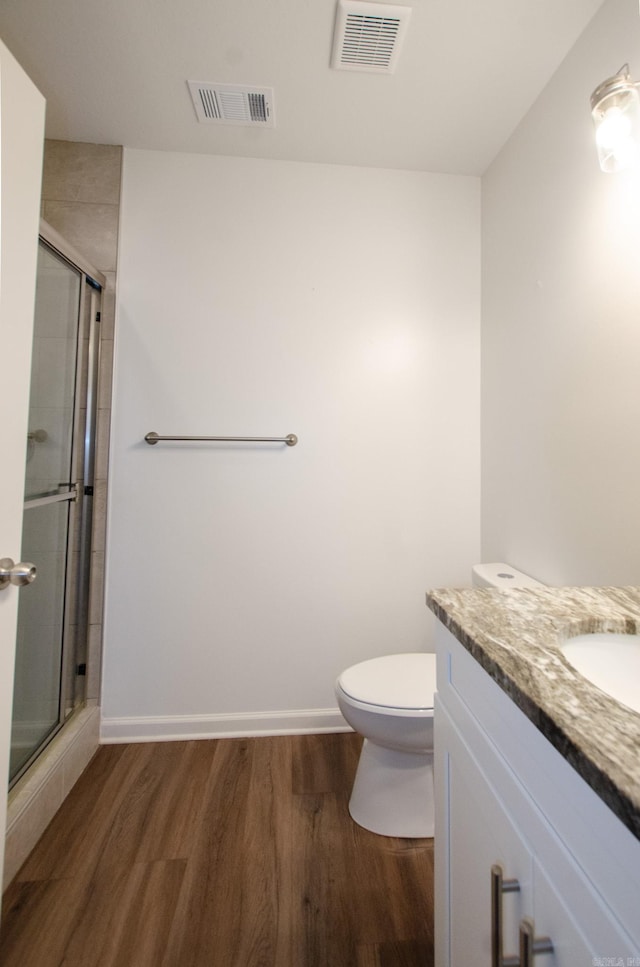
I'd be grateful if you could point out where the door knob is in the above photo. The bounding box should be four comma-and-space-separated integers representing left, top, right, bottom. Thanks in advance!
0, 558, 37, 590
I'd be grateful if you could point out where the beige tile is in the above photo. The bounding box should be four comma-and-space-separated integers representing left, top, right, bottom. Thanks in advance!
62, 709, 99, 796
86, 623, 103, 702
94, 407, 112, 480
91, 478, 108, 554
89, 549, 105, 626
41, 200, 119, 273
100, 272, 117, 341
42, 140, 122, 206
4, 769, 64, 888
98, 337, 114, 411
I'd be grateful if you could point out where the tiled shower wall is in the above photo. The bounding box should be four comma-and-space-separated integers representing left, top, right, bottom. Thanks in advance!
41, 139, 121, 703
3, 142, 121, 889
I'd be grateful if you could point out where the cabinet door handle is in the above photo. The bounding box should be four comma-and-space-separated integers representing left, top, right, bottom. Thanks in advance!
519, 917, 553, 966
491, 864, 520, 967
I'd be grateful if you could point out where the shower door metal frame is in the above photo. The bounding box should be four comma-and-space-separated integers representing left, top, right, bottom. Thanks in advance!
9, 221, 105, 787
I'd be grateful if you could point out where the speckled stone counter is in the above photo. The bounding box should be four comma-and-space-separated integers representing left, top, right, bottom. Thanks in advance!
425, 585, 640, 840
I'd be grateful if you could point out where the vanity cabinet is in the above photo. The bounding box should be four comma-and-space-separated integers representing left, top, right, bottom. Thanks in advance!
434, 624, 640, 967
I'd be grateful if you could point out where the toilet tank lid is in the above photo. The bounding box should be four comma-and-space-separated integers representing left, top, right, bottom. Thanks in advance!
338, 653, 436, 710
472, 563, 544, 589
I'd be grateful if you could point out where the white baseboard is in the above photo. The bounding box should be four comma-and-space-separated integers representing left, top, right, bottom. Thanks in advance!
100, 707, 351, 743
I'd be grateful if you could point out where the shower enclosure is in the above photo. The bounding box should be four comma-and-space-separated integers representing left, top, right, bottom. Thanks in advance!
9, 223, 104, 786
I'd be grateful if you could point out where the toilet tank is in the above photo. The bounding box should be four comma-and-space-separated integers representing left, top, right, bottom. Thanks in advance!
472, 563, 544, 589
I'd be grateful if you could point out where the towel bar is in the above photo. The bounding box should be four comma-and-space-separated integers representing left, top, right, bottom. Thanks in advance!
144, 431, 298, 447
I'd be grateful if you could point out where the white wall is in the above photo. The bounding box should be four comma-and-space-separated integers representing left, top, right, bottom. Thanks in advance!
102, 150, 480, 740
482, 0, 640, 586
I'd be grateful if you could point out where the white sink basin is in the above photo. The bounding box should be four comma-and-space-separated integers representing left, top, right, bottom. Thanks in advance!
560, 633, 640, 714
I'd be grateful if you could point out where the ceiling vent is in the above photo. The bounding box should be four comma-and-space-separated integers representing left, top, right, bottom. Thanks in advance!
187, 82, 275, 127
331, 0, 412, 74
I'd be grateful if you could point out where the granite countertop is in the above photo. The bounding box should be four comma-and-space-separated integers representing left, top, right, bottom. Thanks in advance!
425, 585, 640, 841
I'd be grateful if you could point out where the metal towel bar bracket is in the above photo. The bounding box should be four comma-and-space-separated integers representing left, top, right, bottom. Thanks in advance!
144, 431, 298, 447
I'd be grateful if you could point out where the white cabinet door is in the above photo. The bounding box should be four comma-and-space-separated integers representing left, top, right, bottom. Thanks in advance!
533, 859, 636, 966
0, 39, 45, 888
439, 699, 532, 966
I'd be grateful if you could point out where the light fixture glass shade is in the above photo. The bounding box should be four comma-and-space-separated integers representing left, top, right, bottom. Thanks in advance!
591, 67, 640, 173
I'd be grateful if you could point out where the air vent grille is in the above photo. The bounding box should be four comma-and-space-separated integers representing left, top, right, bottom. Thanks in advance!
187, 82, 275, 127
331, 0, 412, 74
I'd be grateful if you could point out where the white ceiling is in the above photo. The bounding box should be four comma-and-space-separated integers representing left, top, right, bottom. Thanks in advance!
0, 0, 606, 175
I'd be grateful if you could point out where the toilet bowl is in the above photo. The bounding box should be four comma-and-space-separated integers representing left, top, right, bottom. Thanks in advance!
335, 653, 437, 838
336, 565, 544, 839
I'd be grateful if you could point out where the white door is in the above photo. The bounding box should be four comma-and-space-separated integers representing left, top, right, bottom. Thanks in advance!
0, 39, 45, 883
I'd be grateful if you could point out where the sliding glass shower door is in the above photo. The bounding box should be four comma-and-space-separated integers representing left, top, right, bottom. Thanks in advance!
9, 234, 101, 784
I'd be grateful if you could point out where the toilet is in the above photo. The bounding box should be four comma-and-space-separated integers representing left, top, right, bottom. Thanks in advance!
471, 561, 543, 590
336, 562, 543, 838
336, 652, 437, 837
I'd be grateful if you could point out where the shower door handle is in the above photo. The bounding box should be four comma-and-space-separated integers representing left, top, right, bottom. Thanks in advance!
0, 558, 37, 591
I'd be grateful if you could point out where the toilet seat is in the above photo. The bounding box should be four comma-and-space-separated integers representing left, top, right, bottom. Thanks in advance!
337, 653, 436, 714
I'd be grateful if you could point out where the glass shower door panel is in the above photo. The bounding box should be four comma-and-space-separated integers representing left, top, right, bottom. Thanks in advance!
25, 243, 80, 499
10, 501, 70, 779
10, 240, 82, 784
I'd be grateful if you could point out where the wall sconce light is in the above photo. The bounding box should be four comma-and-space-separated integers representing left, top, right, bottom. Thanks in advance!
590, 64, 640, 172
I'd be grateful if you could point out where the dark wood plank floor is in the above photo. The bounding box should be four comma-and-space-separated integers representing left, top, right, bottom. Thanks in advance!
0, 733, 434, 967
